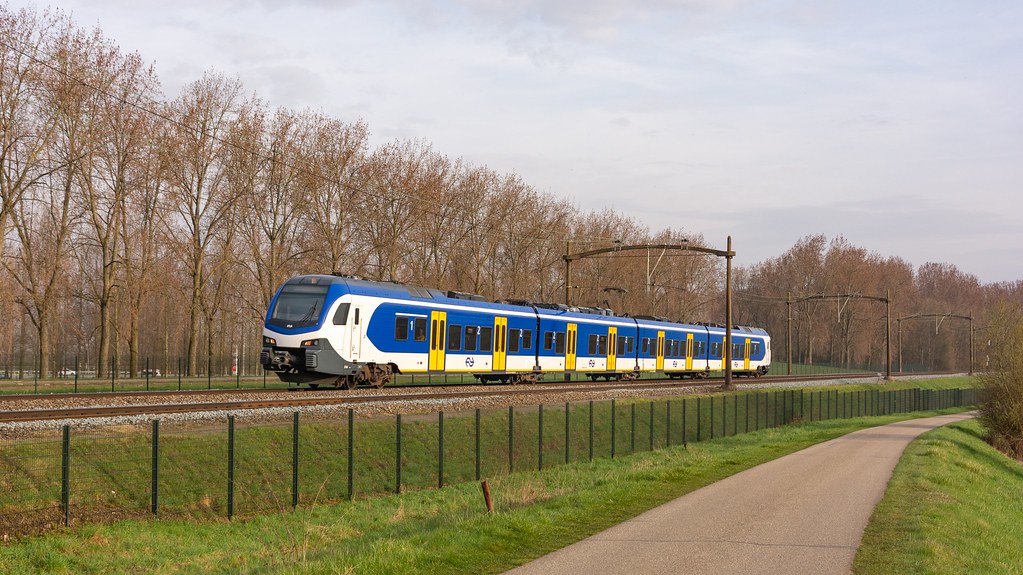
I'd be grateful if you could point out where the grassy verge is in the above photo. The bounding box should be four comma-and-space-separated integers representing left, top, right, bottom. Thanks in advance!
1, 379, 976, 534
1, 406, 971, 575
854, 417, 1023, 575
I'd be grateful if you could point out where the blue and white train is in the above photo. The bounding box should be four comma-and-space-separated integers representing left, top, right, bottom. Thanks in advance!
260, 275, 771, 388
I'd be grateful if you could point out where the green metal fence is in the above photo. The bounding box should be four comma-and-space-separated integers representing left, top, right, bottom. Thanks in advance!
0, 386, 979, 538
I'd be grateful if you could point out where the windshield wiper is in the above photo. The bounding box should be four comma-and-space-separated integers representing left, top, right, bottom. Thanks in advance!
298, 302, 319, 323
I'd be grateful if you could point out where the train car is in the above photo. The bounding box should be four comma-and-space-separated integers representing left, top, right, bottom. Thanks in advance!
260, 274, 771, 388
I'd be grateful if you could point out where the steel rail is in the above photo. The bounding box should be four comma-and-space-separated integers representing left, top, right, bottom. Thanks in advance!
0, 373, 888, 423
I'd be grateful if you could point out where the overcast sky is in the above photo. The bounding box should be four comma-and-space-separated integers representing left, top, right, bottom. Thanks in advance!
15, 0, 1023, 283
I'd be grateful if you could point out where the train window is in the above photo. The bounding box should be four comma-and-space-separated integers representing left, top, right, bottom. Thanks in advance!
588, 334, 598, 355
508, 329, 520, 353
354, 308, 360, 325
522, 329, 533, 350
555, 332, 566, 354
481, 326, 493, 352
596, 335, 607, 355
732, 343, 745, 360
710, 342, 721, 359
617, 335, 626, 356
448, 324, 462, 351
626, 337, 635, 354
332, 303, 350, 325
465, 326, 478, 352
413, 318, 427, 342
544, 331, 554, 351
751, 342, 761, 356
395, 317, 410, 341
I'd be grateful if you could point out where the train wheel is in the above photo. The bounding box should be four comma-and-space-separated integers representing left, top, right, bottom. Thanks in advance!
336, 376, 355, 390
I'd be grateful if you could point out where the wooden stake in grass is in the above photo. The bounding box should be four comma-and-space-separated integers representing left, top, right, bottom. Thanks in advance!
481, 480, 494, 514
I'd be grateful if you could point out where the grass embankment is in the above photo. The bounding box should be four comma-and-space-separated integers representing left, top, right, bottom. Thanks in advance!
2, 404, 973, 575
854, 417, 1023, 575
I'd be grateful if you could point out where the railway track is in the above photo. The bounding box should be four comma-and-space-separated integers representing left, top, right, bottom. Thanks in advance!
0, 373, 885, 423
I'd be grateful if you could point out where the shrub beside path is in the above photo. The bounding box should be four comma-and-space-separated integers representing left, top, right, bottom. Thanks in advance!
505, 412, 975, 575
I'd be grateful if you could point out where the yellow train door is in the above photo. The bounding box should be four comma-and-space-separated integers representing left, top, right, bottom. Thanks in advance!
429, 311, 447, 371
656, 331, 665, 371
493, 317, 508, 371
607, 326, 617, 371
744, 337, 751, 371
566, 323, 577, 371
685, 333, 694, 371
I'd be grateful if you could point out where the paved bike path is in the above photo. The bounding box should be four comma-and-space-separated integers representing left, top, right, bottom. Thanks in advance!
505, 412, 975, 575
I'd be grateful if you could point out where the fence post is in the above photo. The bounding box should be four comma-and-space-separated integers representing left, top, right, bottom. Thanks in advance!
395, 414, 402, 494
697, 397, 702, 442
347, 408, 354, 501
565, 402, 571, 465
682, 398, 687, 445
74, 356, 79, 393
709, 396, 714, 440
539, 404, 544, 471
723, 395, 728, 437
630, 403, 636, 453
588, 400, 594, 461
151, 419, 159, 517
611, 399, 617, 458
755, 393, 760, 430
292, 411, 300, 508
733, 394, 738, 436
227, 415, 235, 520
774, 391, 780, 426
745, 394, 750, 432
508, 406, 514, 473
439, 411, 445, 488
666, 400, 672, 447
61, 424, 71, 527
475, 408, 481, 482
146, 357, 151, 391
649, 401, 655, 451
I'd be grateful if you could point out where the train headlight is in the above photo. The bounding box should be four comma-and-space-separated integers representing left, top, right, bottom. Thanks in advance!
264, 336, 277, 346
301, 339, 319, 347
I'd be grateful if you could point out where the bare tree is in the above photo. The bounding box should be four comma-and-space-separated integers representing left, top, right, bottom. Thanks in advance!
299, 115, 370, 280
119, 113, 166, 376
75, 39, 160, 377
4, 16, 94, 377
232, 104, 323, 318
163, 71, 245, 375
360, 139, 436, 282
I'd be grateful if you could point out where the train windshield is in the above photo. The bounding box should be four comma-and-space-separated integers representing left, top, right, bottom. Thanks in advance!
268, 284, 330, 329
